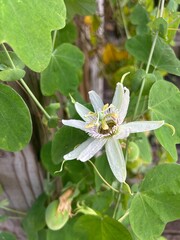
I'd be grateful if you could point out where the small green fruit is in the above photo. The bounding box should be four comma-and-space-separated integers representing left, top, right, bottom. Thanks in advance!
45, 200, 69, 230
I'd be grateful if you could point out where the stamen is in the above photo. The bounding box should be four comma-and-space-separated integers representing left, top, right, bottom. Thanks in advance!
105, 113, 118, 119
85, 111, 97, 117
85, 122, 96, 128
102, 103, 109, 111
101, 119, 109, 130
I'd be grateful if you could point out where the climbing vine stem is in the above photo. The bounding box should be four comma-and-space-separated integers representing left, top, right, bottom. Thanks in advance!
133, 0, 165, 120
1, 43, 51, 120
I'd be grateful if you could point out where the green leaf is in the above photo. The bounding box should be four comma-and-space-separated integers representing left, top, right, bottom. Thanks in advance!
64, 0, 96, 20
134, 133, 152, 163
129, 163, 180, 240
148, 80, 180, 160
130, 3, 149, 35
54, 22, 77, 48
40, 43, 84, 96
52, 126, 88, 164
95, 154, 114, 191
167, 0, 179, 11
0, 51, 25, 81
0, 68, 25, 81
22, 194, 47, 240
41, 141, 61, 176
0, 232, 17, 240
150, 17, 168, 39
0, 83, 32, 151
0, 51, 25, 69
126, 34, 180, 76
47, 218, 79, 240
0, 0, 66, 72
127, 93, 148, 119
82, 191, 113, 214
74, 215, 132, 240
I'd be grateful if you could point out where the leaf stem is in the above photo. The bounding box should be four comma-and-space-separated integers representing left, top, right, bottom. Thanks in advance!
133, 0, 165, 120
112, 183, 123, 219
116, 0, 130, 39
118, 209, 129, 222
19, 78, 51, 119
1, 43, 51, 120
52, 30, 57, 50
1, 206, 26, 216
89, 160, 119, 193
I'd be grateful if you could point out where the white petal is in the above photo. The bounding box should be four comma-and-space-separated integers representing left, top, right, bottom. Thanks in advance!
62, 119, 86, 131
78, 138, 107, 162
119, 87, 130, 123
64, 138, 94, 160
75, 102, 91, 121
105, 138, 126, 182
115, 127, 130, 140
88, 90, 104, 112
112, 82, 124, 110
122, 120, 164, 134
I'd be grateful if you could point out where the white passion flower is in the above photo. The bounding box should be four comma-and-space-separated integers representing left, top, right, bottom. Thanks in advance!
62, 83, 164, 182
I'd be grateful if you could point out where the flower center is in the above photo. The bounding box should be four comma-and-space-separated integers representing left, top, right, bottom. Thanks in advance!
85, 104, 119, 138
98, 120, 116, 135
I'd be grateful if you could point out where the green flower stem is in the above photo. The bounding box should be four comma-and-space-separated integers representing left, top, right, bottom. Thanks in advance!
112, 184, 123, 219
133, 0, 165, 120
1, 206, 26, 216
19, 78, 51, 120
117, 0, 130, 39
89, 160, 119, 193
118, 209, 130, 222
1, 43, 51, 120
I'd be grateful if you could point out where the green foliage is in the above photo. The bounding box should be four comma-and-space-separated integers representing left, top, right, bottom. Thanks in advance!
22, 194, 47, 240
0, 232, 17, 240
130, 3, 149, 35
46, 218, 78, 240
0, 1, 180, 239
65, 0, 97, 20
129, 164, 180, 240
150, 17, 168, 39
95, 154, 115, 191
134, 133, 152, 163
54, 22, 77, 48
40, 43, 84, 96
52, 126, 88, 164
0, 68, 25, 81
0, 51, 25, 80
41, 141, 61, 176
74, 215, 132, 240
0, 83, 32, 151
149, 80, 180, 160
0, 0, 66, 72
126, 34, 180, 76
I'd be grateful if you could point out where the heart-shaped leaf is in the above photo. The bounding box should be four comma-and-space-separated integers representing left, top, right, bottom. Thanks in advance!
64, 0, 96, 20
40, 43, 84, 96
126, 34, 180, 76
74, 215, 132, 240
129, 163, 180, 240
0, 0, 66, 72
0, 83, 32, 151
148, 80, 180, 160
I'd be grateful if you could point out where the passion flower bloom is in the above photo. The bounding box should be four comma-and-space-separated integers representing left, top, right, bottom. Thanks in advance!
62, 83, 164, 182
